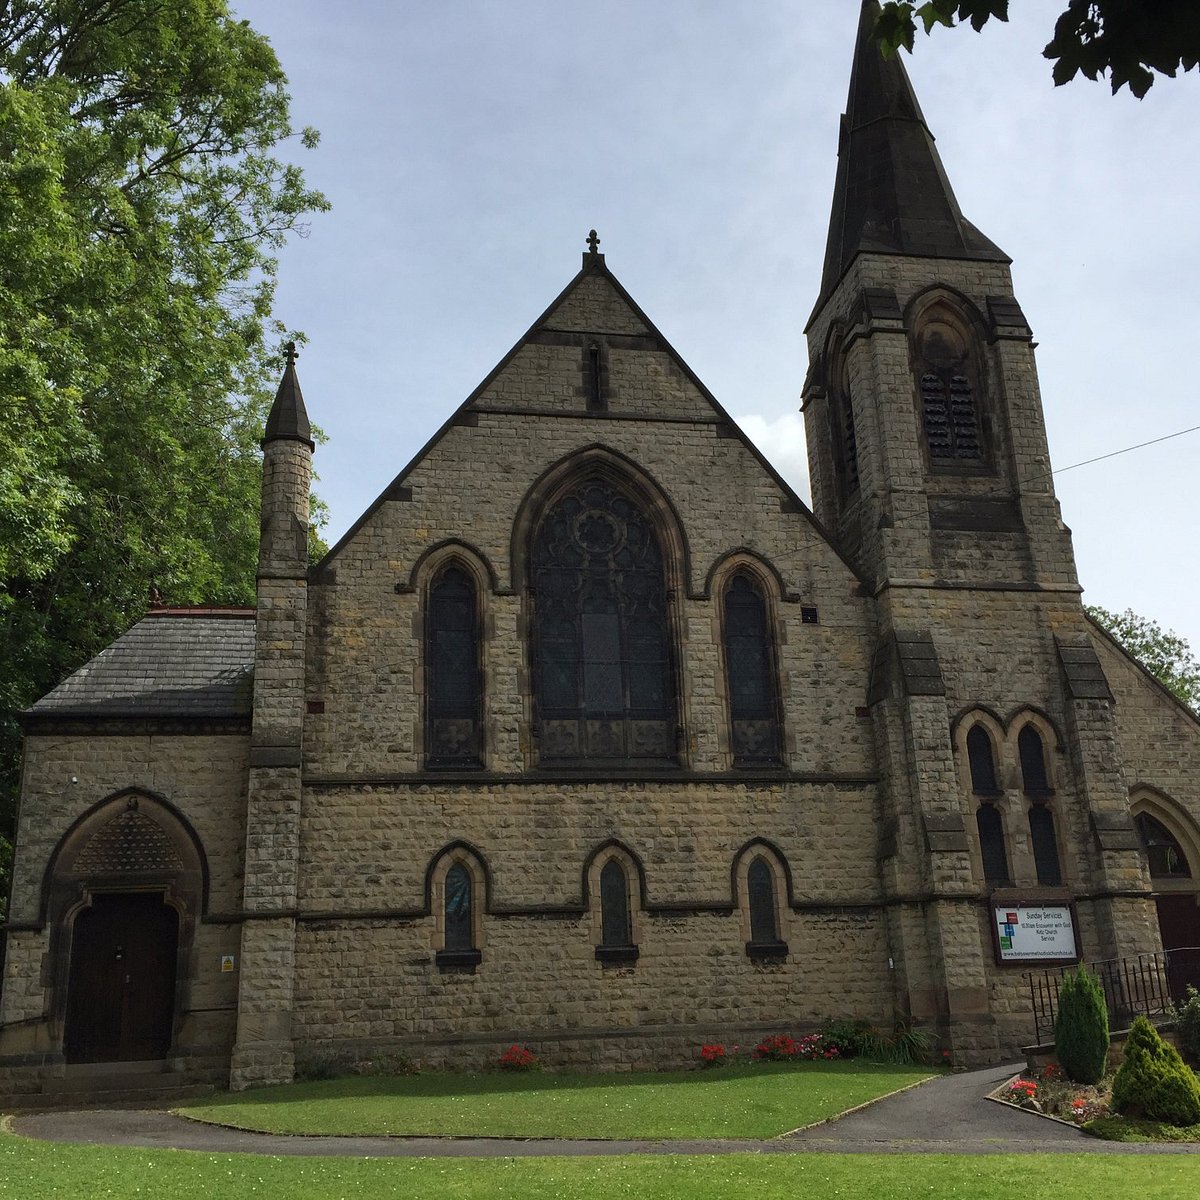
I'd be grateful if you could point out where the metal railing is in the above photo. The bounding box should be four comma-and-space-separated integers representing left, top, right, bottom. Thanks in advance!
1025, 947, 1200, 1045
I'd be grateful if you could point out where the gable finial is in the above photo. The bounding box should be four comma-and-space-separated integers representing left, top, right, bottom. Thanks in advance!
285, 340, 299, 366
586, 229, 600, 255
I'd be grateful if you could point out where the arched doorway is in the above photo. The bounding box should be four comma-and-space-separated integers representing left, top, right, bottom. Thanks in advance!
44, 791, 207, 1065
1132, 797, 1200, 999
64, 893, 179, 1063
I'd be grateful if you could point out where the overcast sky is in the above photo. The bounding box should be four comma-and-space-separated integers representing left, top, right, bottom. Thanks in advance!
233, 1, 1200, 649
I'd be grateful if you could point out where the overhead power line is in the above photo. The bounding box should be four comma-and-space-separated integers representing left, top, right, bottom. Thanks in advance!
1052, 423, 1200, 477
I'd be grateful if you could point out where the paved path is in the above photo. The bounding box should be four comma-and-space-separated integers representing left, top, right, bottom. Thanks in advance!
10, 1063, 1199, 1156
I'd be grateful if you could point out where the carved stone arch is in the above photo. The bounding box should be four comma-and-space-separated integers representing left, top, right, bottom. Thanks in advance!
702, 548, 789, 603
820, 324, 860, 504
43, 788, 207, 1063
904, 283, 990, 339
731, 838, 792, 957
1129, 788, 1200, 963
510, 444, 691, 597
582, 839, 645, 960
405, 538, 500, 596
426, 841, 490, 965
951, 707, 1007, 794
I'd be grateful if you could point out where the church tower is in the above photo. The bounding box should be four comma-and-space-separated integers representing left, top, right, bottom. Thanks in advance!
804, 4, 1158, 1057
231, 344, 313, 1088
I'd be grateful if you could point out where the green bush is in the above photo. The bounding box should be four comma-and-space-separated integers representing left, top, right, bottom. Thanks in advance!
1175, 986, 1200, 1067
1111, 1015, 1200, 1127
1054, 966, 1109, 1084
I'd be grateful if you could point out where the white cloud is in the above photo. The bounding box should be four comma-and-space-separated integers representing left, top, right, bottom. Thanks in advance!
731, 412, 811, 505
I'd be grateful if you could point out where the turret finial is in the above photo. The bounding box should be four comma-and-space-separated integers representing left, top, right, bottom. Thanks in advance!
586, 229, 600, 255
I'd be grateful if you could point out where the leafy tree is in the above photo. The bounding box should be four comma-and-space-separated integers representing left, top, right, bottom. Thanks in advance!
874, 2, 1200, 97
1087, 607, 1200, 712
0, 2, 328, 874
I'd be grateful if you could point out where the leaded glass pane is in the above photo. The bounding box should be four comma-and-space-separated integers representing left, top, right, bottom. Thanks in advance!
1029, 805, 1062, 886
724, 575, 781, 765
966, 725, 999, 794
427, 568, 481, 766
1018, 726, 1050, 795
445, 864, 473, 951
532, 477, 677, 763
600, 858, 631, 947
976, 805, 1010, 885
748, 857, 779, 944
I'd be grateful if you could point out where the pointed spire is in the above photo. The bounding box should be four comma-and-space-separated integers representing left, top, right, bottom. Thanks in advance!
262, 341, 314, 449
817, 2, 1008, 305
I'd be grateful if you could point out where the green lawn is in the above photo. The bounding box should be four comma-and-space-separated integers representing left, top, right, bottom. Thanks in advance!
2, 1137, 1198, 1200
178, 1061, 931, 1140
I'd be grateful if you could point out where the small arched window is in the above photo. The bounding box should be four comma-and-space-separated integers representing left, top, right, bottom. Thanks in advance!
426, 566, 482, 768
914, 314, 984, 466
1028, 805, 1063, 887
1136, 813, 1192, 879
1018, 726, 1051, 796
829, 352, 859, 503
436, 858, 482, 970
596, 857, 638, 964
744, 854, 782, 955
976, 805, 1010, 886
723, 574, 782, 766
967, 725, 1000, 795
532, 478, 677, 765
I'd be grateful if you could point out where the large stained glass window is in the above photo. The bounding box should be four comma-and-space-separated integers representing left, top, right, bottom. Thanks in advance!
532, 478, 676, 764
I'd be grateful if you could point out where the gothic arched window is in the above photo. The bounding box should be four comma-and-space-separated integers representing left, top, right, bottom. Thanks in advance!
426, 566, 482, 768
748, 857, 779, 943
967, 725, 1000, 795
532, 478, 676, 765
723, 574, 781, 765
601, 859, 631, 947
1018, 726, 1050, 796
914, 316, 984, 466
444, 863, 473, 950
1028, 805, 1063, 887
976, 805, 1010, 886
829, 352, 859, 503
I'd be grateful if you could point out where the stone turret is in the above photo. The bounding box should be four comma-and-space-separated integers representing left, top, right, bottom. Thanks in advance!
230, 344, 314, 1089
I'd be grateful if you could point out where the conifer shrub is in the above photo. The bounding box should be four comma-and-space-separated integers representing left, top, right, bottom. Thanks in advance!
1053, 965, 1109, 1084
1175, 986, 1200, 1067
1111, 1015, 1200, 1127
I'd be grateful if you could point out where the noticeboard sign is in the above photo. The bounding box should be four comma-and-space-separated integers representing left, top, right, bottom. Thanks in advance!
993, 904, 1078, 964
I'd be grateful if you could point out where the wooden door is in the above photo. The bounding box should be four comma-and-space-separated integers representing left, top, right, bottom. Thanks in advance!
1156, 895, 1200, 1003
64, 893, 179, 1063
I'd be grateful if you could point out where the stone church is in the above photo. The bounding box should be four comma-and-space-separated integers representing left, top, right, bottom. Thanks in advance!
3, 5, 1199, 1100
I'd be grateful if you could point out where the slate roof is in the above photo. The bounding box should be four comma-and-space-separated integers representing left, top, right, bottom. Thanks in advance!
262, 344, 313, 448
27, 609, 255, 720
815, 1, 1009, 311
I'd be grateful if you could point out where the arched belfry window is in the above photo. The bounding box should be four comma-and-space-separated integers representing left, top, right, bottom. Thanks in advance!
532, 477, 676, 764
914, 314, 984, 466
723, 574, 782, 766
1136, 813, 1192, 879
829, 352, 859, 502
966, 725, 1000, 795
976, 805, 1011, 886
426, 566, 482, 767
1018, 726, 1051, 796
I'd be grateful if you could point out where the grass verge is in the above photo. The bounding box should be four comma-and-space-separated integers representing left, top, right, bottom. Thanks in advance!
3, 1136, 1199, 1200
178, 1061, 932, 1140
1087, 1114, 1200, 1142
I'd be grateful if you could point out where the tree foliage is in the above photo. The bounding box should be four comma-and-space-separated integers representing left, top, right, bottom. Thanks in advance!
0, 1, 328, 850
1087, 607, 1200, 712
1111, 1015, 1200, 1126
875, 2, 1200, 97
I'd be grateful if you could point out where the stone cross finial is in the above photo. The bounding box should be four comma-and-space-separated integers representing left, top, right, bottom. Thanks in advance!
285, 341, 299, 366
586, 230, 600, 255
